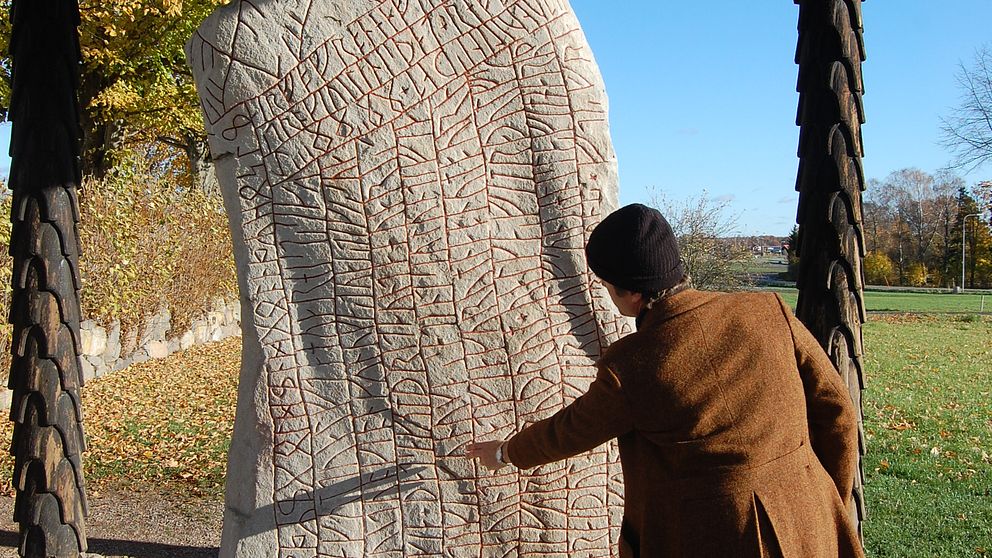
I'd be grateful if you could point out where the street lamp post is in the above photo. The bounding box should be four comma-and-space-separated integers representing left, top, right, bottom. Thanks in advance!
962, 213, 981, 290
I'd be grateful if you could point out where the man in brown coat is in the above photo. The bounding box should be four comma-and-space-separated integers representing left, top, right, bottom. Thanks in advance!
467, 204, 864, 557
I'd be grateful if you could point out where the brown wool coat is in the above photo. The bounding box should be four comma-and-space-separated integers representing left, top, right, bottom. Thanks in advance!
506, 289, 864, 558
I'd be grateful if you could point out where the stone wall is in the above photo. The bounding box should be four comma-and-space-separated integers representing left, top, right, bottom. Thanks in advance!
0, 299, 242, 410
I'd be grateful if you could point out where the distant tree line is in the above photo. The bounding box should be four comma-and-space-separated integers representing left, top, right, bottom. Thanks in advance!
861, 169, 991, 288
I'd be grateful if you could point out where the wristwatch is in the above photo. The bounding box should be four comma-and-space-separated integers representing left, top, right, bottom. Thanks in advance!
495, 442, 507, 465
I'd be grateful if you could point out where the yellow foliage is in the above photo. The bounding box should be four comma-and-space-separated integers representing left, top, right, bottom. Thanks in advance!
0, 0, 228, 167
864, 251, 895, 286
0, 336, 241, 496
0, 195, 13, 379
90, 80, 144, 114
906, 263, 929, 287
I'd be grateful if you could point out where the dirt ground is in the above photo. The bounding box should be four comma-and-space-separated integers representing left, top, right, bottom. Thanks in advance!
0, 488, 222, 558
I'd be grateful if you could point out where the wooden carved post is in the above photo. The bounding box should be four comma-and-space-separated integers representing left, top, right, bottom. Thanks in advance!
6, 0, 89, 555
794, 0, 867, 539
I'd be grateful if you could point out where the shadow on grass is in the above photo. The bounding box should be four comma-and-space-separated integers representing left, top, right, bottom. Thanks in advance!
0, 529, 217, 557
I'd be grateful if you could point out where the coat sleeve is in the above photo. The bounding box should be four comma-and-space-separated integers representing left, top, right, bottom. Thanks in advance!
504, 364, 634, 470
775, 295, 859, 509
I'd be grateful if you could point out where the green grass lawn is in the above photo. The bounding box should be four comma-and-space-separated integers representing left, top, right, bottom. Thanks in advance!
745, 254, 790, 275
862, 315, 992, 557
766, 288, 992, 314
864, 291, 992, 313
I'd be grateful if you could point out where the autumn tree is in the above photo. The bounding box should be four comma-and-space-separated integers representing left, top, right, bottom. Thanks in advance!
861, 184, 889, 255
863, 252, 894, 286
785, 225, 800, 280
941, 46, 992, 173
976, 180, 992, 209
892, 169, 942, 275
0, 0, 225, 188
934, 171, 967, 283
863, 176, 902, 275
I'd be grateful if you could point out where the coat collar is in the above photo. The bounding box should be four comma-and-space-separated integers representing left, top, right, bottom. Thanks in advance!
636, 288, 716, 330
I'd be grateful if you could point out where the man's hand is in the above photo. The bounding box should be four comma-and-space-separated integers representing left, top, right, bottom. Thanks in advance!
465, 440, 508, 471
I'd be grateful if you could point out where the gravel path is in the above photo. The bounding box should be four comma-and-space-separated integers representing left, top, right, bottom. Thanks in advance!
0, 488, 222, 558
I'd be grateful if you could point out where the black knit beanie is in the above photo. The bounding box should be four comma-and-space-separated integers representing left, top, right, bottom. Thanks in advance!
585, 203, 684, 294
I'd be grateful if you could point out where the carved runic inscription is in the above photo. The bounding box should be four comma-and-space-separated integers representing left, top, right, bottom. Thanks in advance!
188, 1, 628, 556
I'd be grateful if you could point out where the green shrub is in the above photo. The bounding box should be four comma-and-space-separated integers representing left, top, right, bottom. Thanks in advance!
77, 163, 236, 337
0, 158, 236, 382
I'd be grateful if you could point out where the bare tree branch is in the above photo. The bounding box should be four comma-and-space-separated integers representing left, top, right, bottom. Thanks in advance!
941, 46, 992, 173
650, 190, 753, 291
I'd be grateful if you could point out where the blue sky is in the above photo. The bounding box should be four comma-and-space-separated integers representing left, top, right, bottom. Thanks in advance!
568, 0, 992, 235
2, 1, 990, 235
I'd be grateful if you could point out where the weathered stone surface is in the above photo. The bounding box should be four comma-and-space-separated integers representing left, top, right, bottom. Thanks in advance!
192, 322, 212, 344
188, 1, 628, 556
80, 356, 97, 383
141, 308, 172, 347
130, 350, 150, 366
80, 320, 109, 357
79, 320, 96, 355
180, 331, 196, 350
87, 325, 107, 357
105, 320, 122, 363
145, 340, 170, 360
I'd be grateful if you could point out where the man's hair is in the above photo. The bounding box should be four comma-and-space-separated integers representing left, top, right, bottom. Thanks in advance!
614, 274, 692, 303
